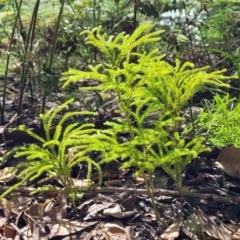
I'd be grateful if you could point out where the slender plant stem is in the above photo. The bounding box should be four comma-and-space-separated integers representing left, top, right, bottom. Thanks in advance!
143, 174, 168, 227
2, 0, 23, 125
17, 0, 40, 125
41, 0, 65, 116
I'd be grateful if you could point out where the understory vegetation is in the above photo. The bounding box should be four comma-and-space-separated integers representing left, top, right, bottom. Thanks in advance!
0, 0, 240, 239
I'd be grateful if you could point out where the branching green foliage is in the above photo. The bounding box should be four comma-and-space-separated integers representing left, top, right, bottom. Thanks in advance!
61, 23, 236, 192
2, 23, 236, 206
1, 98, 102, 204
196, 94, 240, 147
80, 24, 164, 69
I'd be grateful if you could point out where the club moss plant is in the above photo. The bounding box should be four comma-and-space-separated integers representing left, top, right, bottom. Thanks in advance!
0, 23, 237, 215
0, 98, 103, 207
61, 23, 236, 195
196, 94, 240, 147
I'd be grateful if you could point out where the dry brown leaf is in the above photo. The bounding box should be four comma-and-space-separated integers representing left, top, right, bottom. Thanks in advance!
77, 199, 95, 212
0, 218, 6, 231
195, 208, 232, 240
8, 193, 32, 212
30, 221, 49, 240
25, 200, 44, 219
55, 189, 67, 220
103, 221, 129, 240
88, 221, 129, 240
0, 167, 18, 183
25, 190, 68, 222
24, 202, 49, 240
84, 202, 114, 221
220, 222, 240, 239
217, 146, 240, 179
0, 198, 19, 218
161, 214, 183, 240
15, 220, 98, 240
103, 203, 135, 218
24, 189, 67, 235
4, 224, 16, 239
50, 220, 98, 238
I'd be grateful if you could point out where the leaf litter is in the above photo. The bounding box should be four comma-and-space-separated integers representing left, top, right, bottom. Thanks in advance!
2, 138, 240, 239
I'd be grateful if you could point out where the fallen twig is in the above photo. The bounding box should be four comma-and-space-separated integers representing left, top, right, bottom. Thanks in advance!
0, 185, 239, 205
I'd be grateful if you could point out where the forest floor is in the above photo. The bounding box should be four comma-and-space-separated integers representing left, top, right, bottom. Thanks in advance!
0, 78, 240, 240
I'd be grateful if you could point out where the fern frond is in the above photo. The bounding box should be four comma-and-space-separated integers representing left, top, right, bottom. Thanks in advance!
43, 140, 60, 149
65, 129, 98, 141
29, 165, 55, 181
30, 186, 61, 195
46, 98, 74, 137
53, 125, 62, 141
62, 122, 79, 138
59, 112, 97, 128
81, 26, 110, 56
61, 67, 107, 88
0, 179, 26, 198
15, 125, 46, 143
16, 151, 51, 161
1, 146, 24, 162
13, 144, 52, 158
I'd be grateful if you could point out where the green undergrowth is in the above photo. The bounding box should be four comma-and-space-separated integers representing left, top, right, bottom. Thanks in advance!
0, 23, 237, 208
196, 94, 240, 147
61, 23, 235, 192
1, 98, 102, 206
